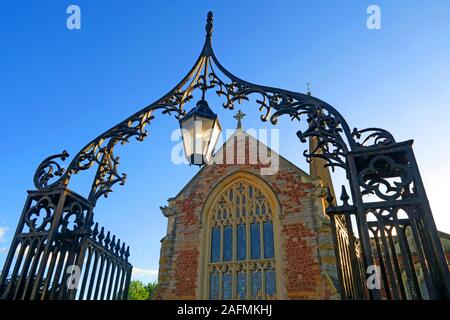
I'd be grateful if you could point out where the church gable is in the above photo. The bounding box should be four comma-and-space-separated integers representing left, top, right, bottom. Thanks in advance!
156, 129, 339, 300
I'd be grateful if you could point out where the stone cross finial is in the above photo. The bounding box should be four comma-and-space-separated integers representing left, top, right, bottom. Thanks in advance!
233, 110, 246, 130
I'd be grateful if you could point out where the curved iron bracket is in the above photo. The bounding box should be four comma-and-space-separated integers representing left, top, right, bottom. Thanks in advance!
33, 11, 395, 205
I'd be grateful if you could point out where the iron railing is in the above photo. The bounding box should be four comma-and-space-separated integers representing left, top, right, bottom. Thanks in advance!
0, 188, 131, 300
72, 223, 132, 300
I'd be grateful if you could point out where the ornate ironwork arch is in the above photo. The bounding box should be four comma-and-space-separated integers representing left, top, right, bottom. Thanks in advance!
33, 11, 394, 205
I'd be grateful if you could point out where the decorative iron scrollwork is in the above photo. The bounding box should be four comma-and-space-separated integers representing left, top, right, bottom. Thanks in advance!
33, 151, 69, 189
298, 110, 349, 170
59, 202, 90, 235
32, 11, 396, 204
359, 155, 413, 201
352, 127, 396, 148
33, 88, 188, 203
24, 197, 55, 232
203, 57, 353, 171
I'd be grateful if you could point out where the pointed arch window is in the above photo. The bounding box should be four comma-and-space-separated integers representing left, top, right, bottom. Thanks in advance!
207, 180, 277, 300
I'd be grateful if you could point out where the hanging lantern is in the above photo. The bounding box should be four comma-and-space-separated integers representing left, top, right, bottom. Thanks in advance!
179, 99, 222, 165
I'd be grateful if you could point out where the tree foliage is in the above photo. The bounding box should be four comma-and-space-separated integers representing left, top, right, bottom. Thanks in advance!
128, 280, 158, 300
145, 281, 158, 298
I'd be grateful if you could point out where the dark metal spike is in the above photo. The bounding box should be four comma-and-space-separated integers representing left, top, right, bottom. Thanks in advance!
104, 231, 111, 247
325, 187, 335, 208
115, 239, 121, 254
125, 246, 130, 261
110, 235, 116, 251
92, 223, 99, 238
98, 227, 105, 245
120, 243, 126, 258
340, 185, 350, 206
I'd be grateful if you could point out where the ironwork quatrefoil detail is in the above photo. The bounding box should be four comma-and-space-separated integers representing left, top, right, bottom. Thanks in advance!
24, 197, 55, 232
358, 155, 413, 201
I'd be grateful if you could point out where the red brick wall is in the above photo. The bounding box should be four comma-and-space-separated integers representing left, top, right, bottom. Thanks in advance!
283, 223, 322, 298
173, 248, 199, 298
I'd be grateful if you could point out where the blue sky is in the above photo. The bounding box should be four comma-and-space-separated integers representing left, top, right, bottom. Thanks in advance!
1, 0, 450, 284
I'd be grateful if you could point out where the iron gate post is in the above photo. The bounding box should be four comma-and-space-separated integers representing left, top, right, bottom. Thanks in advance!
346, 141, 449, 299
347, 153, 382, 300
0, 187, 68, 300
406, 146, 450, 298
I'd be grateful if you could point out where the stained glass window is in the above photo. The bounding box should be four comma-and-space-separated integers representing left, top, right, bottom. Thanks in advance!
237, 224, 246, 260
251, 271, 262, 299
211, 227, 220, 263
209, 273, 219, 299
263, 221, 274, 259
237, 272, 247, 300
265, 270, 276, 299
222, 273, 232, 300
207, 179, 277, 300
223, 226, 232, 262
251, 223, 261, 259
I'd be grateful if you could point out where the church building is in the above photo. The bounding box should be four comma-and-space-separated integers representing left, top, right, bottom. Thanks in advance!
153, 114, 340, 300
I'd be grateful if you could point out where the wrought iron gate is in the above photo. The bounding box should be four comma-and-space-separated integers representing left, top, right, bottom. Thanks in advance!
0, 188, 132, 300
0, 12, 448, 300
326, 142, 450, 299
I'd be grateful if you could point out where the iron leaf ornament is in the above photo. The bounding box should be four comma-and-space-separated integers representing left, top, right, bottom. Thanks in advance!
33, 11, 395, 204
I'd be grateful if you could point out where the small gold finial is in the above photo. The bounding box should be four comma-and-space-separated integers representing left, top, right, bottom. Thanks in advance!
233, 110, 246, 130
307, 82, 312, 96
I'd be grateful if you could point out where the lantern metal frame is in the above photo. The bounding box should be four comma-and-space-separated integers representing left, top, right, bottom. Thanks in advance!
179, 99, 222, 166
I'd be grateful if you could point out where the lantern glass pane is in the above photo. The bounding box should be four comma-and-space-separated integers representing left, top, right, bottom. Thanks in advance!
205, 119, 222, 163
181, 116, 194, 162
191, 117, 212, 164
190, 117, 210, 164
